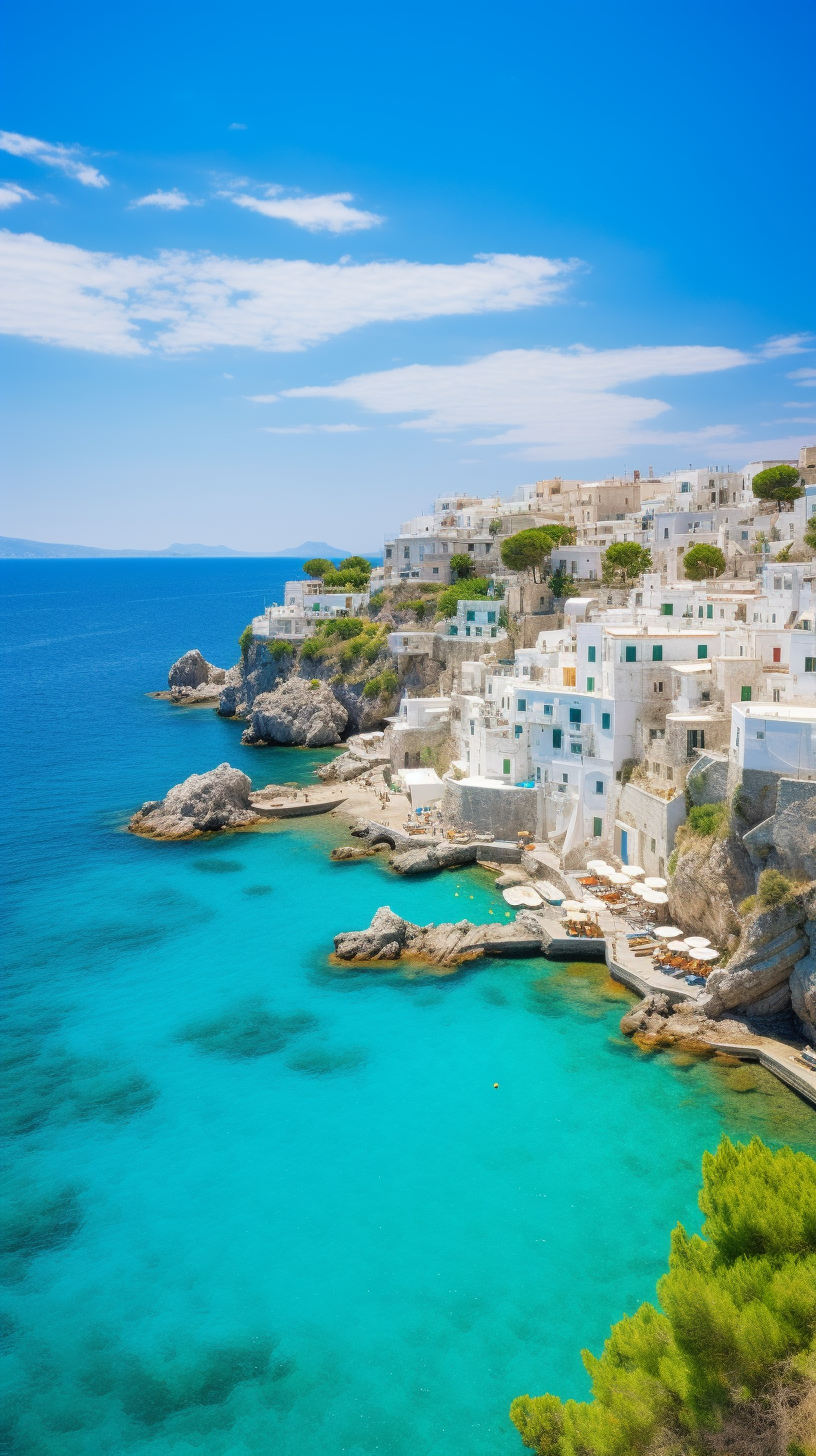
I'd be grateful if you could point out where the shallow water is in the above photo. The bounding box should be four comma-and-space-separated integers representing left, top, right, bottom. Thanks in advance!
2, 560, 814, 1456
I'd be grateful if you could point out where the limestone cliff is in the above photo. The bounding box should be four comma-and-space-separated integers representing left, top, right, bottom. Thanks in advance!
242, 678, 348, 747
129, 763, 259, 839
668, 832, 755, 946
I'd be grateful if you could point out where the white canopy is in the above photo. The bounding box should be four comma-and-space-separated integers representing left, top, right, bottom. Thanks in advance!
607, 871, 632, 886
667, 940, 691, 952
653, 925, 683, 939
561, 899, 584, 911
642, 888, 669, 905
644, 876, 668, 889
625, 865, 646, 877
502, 886, 543, 908
685, 936, 711, 947
689, 947, 719, 962
586, 859, 608, 872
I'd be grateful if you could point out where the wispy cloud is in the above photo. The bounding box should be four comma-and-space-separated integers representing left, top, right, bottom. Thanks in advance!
131, 189, 190, 211
284, 345, 755, 459
0, 232, 574, 355
232, 187, 384, 233
787, 368, 816, 387
262, 423, 368, 434
0, 131, 107, 187
228, 122, 247, 131
758, 333, 814, 359
0, 182, 34, 210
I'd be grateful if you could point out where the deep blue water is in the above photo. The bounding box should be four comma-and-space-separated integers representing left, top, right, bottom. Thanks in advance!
2, 559, 814, 1456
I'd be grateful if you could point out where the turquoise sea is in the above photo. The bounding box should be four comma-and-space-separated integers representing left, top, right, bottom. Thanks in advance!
2, 558, 815, 1456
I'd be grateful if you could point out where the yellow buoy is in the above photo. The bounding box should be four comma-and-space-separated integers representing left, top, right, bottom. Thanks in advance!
493, 1083, 499, 1089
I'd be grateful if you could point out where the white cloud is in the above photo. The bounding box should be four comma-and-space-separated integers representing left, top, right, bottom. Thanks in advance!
0, 232, 574, 355
262, 423, 368, 434
0, 183, 34, 210
787, 368, 816, 387
0, 131, 107, 187
758, 333, 814, 359
232, 187, 384, 233
228, 122, 247, 131
131, 189, 190, 211
283, 345, 755, 459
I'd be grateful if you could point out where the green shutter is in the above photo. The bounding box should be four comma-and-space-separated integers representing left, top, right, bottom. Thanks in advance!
652, 644, 663, 662
625, 645, 636, 662
587, 645, 596, 662
553, 729, 562, 748
502, 758, 511, 774
697, 644, 707, 659
593, 817, 603, 837
602, 712, 610, 730
586, 676, 595, 692
740, 685, 752, 701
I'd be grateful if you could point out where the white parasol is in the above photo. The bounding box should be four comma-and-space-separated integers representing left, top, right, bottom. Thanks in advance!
624, 865, 646, 877
607, 870, 632, 886
581, 896, 605, 910
667, 940, 691, 952
586, 859, 608, 872
629, 883, 648, 898
561, 899, 584, 912
685, 936, 710, 947
653, 925, 683, 939
644, 876, 668, 889
689, 947, 719, 962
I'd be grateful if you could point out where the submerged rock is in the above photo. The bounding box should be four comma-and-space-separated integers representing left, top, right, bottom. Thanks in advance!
242, 678, 348, 747
330, 845, 380, 861
129, 763, 260, 839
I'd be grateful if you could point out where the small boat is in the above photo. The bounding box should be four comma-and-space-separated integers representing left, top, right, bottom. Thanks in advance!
502, 886, 543, 908
535, 880, 565, 904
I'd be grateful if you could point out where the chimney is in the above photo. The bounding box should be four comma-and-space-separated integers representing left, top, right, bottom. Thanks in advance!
633, 469, 640, 482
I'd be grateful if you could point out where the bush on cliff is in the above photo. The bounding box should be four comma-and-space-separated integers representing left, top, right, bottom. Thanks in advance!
510, 1136, 816, 1456
437, 577, 491, 617
757, 867, 794, 907
238, 625, 253, 658
363, 670, 398, 700
687, 801, 729, 838
267, 639, 294, 660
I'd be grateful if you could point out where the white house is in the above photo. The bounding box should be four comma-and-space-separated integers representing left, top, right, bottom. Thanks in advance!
730, 703, 816, 781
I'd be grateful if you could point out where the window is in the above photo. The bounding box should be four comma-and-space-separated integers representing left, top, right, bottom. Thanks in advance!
735, 728, 740, 748
502, 759, 511, 775
544, 704, 552, 715
756, 730, 765, 740
697, 644, 707, 659
469, 721, 475, 736
403, 548, 410, 559
517, 698, 527, 712
707, 604, 713, 619
586, 676, 595, 692
701, 691, 710, 702
562, 666, 576, 687
571, 742, 582, 754
595, 780, 604, 794
652, 644, 663, 662
806, 658, 816, 673
654, 681, 664, 693
698, 605, 704, 618
602, 712, 611, 730
432, 566, 439, 575
553, 729, 562, 748
514, 724, 523, 738
773, 689, 781, 703
663, 528, 670, 539
625, 645, 637, 662
593, 817, 603, 837
680, 481, 690, 493
773, 647, 781, 664
467, 542, 474, 552
385, 547, 392, 559
741, 531, 749, 541
741, 685, 752, 701
487, 611, 496, 623
587, 645, 596, 662
569, 708, 582, 725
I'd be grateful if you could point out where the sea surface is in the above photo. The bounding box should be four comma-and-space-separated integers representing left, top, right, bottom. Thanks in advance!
1, 558, 815, 1456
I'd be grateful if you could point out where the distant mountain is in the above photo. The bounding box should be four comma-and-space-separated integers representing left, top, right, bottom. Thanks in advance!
0, 536, 361, 560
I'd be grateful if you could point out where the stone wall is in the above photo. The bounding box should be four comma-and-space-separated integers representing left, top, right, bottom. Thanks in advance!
686, 753, 729, 807
442, 777, 538, 836
727, 763, 782, 828
387, 724, 454, 773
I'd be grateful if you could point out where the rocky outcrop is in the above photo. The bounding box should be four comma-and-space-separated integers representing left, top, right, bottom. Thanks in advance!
242, 679, 348, 747
166, 649, 239, 703
699, 902, 810, 1020
129, 763, 259, 839
619, 994, 753, 1051
332, 907, 543, 968
668, 833, 755, 945
388, 840, 483, 875
316, 752, 372, 783
330, 845, 382, 861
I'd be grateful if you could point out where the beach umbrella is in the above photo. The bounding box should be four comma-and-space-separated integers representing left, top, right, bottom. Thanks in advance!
565, 910, 588, 921
685, 936, 710, 947
667, 940, 690, 952
642, 888, 669, 905
629, 883, 648, 898
653, 925, 683, 939
625, 865, 646, 878
581, 896, 605, 910
607, 871, 632, 885
561, 899, 584, 911
586, 859, 608, 872
644, 876, 668, 889
689, 947, 719, 962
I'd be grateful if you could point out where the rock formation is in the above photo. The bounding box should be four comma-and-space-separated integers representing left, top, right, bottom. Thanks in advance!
668, 832, 755, 946
129, 763, 260, 839
167, 649, 237, 703
332, 907, 542, 968
700, 902, 809, 1020
316, 752, 372, 783
388, 839, 482, 875
242, 679, 348, 747
619, 994, 751, 1051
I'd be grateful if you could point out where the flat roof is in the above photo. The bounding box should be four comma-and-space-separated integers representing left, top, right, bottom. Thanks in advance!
671, 662, 712, 674
738, 704, 816, 721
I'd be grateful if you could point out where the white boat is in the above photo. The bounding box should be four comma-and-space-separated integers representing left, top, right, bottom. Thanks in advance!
534, 880, 565, 904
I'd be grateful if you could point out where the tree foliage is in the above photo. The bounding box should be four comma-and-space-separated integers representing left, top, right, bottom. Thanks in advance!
449, 552, 476, 579
601, 542, 652, 584
510, 1136, 816, 1456
683, 543, 726, 580
302, 557, 334, 579
501, 528, 564, 580
437, 577, 491, 617
751, 464, 804, 506
267, 639, 294, 659
547, 568, 578, 600
238, 624, 253, 658
489, 517, 503, 537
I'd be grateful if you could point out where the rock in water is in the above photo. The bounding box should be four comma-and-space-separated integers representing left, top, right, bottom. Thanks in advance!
169, 649, 227, 688
242, 679, 348, 747
129, 763, 259, 839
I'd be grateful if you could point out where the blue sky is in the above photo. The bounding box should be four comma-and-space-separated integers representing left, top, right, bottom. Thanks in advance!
1, 0, 814, 552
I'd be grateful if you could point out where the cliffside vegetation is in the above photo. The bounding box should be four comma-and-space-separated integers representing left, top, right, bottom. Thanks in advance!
751, 465, 804, 507
739, 867, 796, 916
510, 1136, 816, 1456
501, 526, 576, 581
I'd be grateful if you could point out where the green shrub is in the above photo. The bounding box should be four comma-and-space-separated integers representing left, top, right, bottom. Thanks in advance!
449, 552, 475, 579
414, 600, 426, 621
683, 543, 726, 580
238, 625, 253, 658
437, 577, 491, 616
756, 868, 793, 908
601, 542, 652, 584
323, 616, 365, 639
687, 801, 729, 838
362, 639, 383, 664
267, 638, 294, 659
362, 669, 398, 700
309, 679, 320, 689
339, 638, 364, 668
751, 463, 804, 505
739, 894, 757, 915
303, 557, 334, 579
367, 590, 385, 613
510, 1137, 816, 1455
667, 848, 679, 876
